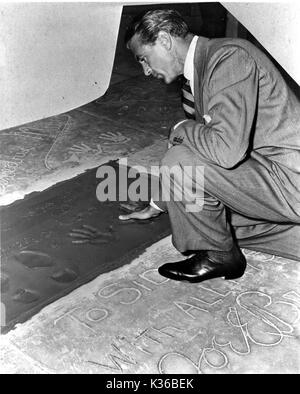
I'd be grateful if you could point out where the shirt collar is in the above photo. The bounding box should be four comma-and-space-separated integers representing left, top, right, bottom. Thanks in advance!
183, 35, 199, 82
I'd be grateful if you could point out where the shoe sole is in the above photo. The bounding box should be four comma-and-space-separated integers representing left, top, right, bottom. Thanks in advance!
158, 263, 246, 283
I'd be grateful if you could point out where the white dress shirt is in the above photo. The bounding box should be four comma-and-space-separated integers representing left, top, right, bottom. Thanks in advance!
183, 35, 198, 96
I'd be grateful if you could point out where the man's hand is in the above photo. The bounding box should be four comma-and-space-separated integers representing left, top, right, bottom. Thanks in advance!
119, 204, 162, 221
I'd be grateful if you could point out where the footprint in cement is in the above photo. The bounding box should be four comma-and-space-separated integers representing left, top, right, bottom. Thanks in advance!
68, 224, 115, 245
13, 289, 40, 304
13, 250, 54, 269
51, 267, 78, 283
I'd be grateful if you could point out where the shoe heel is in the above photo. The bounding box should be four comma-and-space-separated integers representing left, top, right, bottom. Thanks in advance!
225, 267, 246, 280
225, 272, 243, 280
225, 256, 247, 280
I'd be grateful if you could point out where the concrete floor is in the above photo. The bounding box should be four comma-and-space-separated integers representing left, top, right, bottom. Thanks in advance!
1, 236, 300, 374
1, 9, 300, 374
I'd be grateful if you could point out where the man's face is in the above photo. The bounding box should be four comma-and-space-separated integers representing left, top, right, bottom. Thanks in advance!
128, 33, 180, 84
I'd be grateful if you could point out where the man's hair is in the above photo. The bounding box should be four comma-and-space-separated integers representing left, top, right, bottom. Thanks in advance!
125, 9, 190, 46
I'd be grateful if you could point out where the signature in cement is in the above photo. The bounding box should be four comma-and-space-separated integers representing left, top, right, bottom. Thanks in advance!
0, 147, 33, 194
87, 289, 299, 373
158, 290, 300, 374
69, 224, 115, 245
86, 325, 185, 372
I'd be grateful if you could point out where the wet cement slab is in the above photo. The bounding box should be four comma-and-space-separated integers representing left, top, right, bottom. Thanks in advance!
0, 161, 171, 333
1, 236, 299, 374
0, 75, 183, 204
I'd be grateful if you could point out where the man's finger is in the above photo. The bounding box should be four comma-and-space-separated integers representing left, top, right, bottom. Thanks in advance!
118, 211, 148, 221
120, 202, 143, 212
118, 213, 135, 221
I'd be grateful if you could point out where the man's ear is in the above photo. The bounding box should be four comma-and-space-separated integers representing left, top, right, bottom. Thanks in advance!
157, 31, 172, 50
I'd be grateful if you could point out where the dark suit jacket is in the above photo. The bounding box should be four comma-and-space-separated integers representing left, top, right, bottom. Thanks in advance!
170, 37, 300, 212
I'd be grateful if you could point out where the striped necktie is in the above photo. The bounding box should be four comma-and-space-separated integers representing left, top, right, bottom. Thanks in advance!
181, 79, 195, 119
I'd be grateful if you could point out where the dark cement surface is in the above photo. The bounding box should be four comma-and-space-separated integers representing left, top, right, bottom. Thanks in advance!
1, 162, 171, 333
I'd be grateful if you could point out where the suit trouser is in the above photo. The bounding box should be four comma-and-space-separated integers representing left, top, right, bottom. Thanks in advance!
152, 145, 300, 261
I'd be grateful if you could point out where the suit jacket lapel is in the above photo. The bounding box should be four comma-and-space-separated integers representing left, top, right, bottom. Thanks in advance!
193, 37, 210, 121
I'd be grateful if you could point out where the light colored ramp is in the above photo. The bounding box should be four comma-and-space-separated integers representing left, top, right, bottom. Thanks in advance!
1, 236, 299, 374
0, 3, 122, 130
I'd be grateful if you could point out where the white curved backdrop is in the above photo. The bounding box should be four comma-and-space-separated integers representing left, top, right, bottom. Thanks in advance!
0, 3, 122, 130
1, 2, 299, 132
223, 2, 300, 87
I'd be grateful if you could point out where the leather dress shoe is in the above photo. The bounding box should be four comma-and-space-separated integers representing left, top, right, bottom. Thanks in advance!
158, 247, 246, 283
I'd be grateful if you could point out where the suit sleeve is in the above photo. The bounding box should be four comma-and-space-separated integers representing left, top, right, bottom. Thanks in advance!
170, 46, 259, 169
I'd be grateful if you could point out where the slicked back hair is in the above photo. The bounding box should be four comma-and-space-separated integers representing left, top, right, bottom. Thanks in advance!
125, 9, 190, 47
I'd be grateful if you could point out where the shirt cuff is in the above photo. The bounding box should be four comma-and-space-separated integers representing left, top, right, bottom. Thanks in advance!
173, 119, 188, 130
149, 198, 164, 212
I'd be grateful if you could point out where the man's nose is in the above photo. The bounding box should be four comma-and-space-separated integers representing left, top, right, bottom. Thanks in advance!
142, 62, 152, 76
